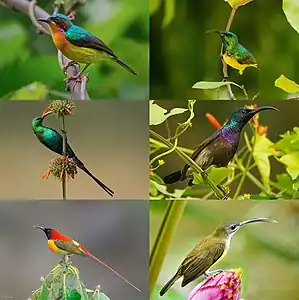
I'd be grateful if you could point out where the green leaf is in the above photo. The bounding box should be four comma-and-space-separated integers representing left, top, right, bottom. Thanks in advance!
192, 81, 242, 90
162, 0, 176, 28
279, 152, 299, 179
9, 82, 48, 100
64, 288, 81, 300
192, 167, 233, 185
150, 0, 162, 14
276, 173, 295, 195
150, 180, 158, 196
283, 0, 299, 35
150, 101, 188, 125
151, 181, 186, 198
275, 127, 299, 153
253, 135, 275, 190
274, 75, 299, 93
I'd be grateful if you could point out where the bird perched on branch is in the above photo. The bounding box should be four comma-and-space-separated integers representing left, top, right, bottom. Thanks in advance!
31, 110, 114, 197
38, 13, 137, 81
207, 30, 257, 75
33, 225, 140, 292
164, 106, 279, 186
160, 217, 277, 296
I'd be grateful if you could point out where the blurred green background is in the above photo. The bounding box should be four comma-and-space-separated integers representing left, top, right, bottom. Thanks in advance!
151, 100, 299, 197
150, 0, 299, 100
0, 0, 148, 100
150, 200, 299, 299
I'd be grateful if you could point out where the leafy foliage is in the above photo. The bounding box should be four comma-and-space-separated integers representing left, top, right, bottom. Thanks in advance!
29, 258, 110, 300
150, 101, 299, 200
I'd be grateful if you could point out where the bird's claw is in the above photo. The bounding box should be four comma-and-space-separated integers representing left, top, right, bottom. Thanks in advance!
63, 61, 78, 74
217, 184, 229, 200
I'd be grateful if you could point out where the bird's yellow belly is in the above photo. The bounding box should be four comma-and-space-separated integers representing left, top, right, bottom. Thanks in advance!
48, 240, 69, 255
223, 54, 257, 75
53, 36, 108, 64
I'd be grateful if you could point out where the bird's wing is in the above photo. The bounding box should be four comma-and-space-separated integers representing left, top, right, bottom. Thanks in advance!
235, 45, 257, 65
54, 240, 86, 256
180, 241, 225, 287
40, 126, 76, 158
181, 131, 220, 179
66, 26, 116, 57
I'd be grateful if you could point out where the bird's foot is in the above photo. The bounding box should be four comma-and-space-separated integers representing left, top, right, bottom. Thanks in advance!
217, 184, 229, 200
205, 269, 223, 278
64, 74, 82, 84
63, 60, 78, 74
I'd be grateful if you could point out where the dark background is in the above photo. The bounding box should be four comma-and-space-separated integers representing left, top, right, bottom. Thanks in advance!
151, 100, 298, 196
0, 101, 148, 199
0, 201, 148, 299
150, 0, 299, 100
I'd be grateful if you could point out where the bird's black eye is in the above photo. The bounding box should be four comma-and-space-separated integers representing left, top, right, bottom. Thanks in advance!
241, 109, 246, 114
230, 224, 237, 230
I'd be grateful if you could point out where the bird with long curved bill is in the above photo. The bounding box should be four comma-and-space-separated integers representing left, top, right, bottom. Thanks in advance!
160, 217, 277, 296
33, 226, 141, 292
163, 106, 279, 187
207, 30, 257, 75
38, 13, 137, 81
32, 110, 114, 197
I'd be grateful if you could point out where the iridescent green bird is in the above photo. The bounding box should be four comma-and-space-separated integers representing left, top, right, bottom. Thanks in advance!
32, 111, 114, 197
208, 30, 257, 75
38, 13, 137, 80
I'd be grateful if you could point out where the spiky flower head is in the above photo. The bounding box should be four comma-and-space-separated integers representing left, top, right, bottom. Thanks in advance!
42, 156, 77, 182
188, 268, 242, 300
43, 100, 75, 117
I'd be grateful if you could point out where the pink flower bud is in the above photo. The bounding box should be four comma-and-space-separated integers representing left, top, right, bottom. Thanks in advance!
188, 268, 242, 300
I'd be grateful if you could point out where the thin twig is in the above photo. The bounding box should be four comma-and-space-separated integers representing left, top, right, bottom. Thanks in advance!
150, 130, 226, 199
28, 0, 50, 34
1, 0, 90, 100
60, 115, 67, 200
222, 6, 238, 101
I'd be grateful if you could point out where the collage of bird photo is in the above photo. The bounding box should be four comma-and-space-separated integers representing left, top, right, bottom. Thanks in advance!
0, 0, 299, 300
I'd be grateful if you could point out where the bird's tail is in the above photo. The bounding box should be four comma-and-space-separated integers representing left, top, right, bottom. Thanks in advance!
113, 56, 137, 75
160, 272, 181, 296
73, 157, 114, 197
87, 252, 141, 292
163, 170, 182, 184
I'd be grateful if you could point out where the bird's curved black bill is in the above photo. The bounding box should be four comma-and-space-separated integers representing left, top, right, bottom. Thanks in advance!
38, 18, 50, 23
32, 225, 46, 232
239, 217, 277, 227
250, 106, 279, 116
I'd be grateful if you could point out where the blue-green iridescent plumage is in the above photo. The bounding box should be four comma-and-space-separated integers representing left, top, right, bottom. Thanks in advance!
45, 13, 137, 75
32, 116, 114, 196
163, 106, 279, 185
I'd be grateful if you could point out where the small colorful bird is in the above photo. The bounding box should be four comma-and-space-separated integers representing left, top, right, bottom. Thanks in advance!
208, 30, 257, 75
32, 111, 114, 197
38, 13, 137, 80
160, 217, 277, 296
164, 106, 279, 186
33, 225, 140, 292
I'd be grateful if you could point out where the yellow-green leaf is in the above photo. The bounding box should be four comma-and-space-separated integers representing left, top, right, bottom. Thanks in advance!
253, 135, 275, 191
279, 152, 299, 180
283, 0, 299, 34
225, 0, 253, 8
9, 82, 48, 100
275, 75, 299, 93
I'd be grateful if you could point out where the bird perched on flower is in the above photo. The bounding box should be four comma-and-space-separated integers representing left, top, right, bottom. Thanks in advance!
38, 13, 137, 81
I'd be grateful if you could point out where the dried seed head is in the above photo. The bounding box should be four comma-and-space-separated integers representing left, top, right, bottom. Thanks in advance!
42, 156, 78, 182
43, 100, 75, 117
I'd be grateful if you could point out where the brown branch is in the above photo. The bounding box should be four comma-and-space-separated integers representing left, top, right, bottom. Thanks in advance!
1, 0, 90, 100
